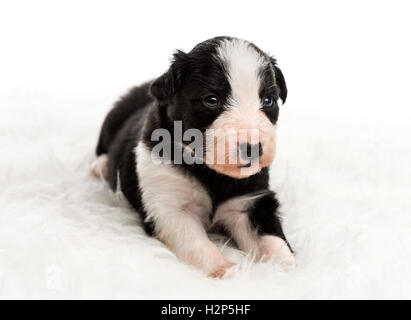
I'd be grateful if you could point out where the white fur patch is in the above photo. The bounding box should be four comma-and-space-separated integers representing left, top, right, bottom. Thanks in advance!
213, 194, 263, 254
135, 142, 232, 274
216, 38, 268, 114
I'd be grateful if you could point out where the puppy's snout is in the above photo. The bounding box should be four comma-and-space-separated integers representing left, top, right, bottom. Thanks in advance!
239, 142, 263, 161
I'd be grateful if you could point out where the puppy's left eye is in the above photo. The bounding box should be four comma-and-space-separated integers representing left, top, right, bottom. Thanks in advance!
262, 97, 274, 108
203, 95, 221, 108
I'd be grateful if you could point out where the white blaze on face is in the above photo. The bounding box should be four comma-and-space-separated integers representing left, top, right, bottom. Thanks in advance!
206, 39, 277, 178
217, 38, 268, 113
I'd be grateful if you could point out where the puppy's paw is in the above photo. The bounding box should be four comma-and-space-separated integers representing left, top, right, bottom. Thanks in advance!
276, 253, 296, 272
91, 155, 109, 180
259, 235, 296, 271
208, 262, 236, 279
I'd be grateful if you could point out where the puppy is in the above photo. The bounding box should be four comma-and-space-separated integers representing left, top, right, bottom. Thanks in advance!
92, 36, 294, 278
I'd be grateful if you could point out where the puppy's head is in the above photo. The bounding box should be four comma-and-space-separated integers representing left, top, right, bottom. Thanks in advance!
150, 37, 287, 178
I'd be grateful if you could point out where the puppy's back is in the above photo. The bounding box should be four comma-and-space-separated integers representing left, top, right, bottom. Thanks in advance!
96, 82, 153, 156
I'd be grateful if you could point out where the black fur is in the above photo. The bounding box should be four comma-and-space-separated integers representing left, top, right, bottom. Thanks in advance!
95, 36, 290, 246
248, 191, 293, 252
96, 83, 153, 156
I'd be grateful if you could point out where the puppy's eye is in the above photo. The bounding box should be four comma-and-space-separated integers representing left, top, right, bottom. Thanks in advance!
262, 97, 274, 108
203, 95, 220, 108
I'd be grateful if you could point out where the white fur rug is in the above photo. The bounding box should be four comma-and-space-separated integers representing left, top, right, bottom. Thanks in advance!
1, 90, 410, 299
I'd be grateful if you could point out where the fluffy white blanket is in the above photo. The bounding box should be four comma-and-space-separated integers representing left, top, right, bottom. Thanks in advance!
1, 91, 410, 299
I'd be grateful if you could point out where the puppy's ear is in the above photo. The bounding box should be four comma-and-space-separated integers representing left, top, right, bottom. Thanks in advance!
150, 50, 188, 103
270, 58, 288, 104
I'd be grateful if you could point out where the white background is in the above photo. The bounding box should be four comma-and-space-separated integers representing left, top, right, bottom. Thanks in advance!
1, 0, 411, 299
1, 0, 411, 123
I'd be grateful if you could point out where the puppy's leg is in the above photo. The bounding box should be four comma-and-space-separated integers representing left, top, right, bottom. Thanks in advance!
136, 143, 234, 278
154, 210, 235, 278
214, 191, 295, 270
91, 154, 109, 180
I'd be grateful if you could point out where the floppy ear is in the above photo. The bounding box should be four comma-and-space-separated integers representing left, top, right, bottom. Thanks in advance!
270, 58, 288, 104
150, 50, 188, 104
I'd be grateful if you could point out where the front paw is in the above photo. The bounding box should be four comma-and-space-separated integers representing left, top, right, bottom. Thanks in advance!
259, 235, 296, 271
208, 262, 236, 279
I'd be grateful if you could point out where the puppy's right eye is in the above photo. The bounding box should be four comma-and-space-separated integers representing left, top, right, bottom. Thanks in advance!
202, 95, 220, 108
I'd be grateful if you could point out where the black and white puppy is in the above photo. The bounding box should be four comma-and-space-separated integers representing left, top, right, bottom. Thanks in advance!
92, 36, 294, 278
